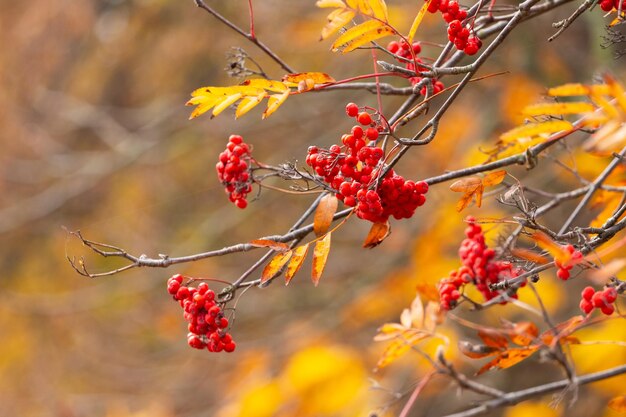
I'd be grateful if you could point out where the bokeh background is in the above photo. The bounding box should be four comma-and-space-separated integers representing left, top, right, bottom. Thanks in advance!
1, 0, 626, 416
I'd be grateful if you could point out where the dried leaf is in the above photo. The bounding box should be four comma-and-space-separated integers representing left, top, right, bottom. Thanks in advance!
455, 190, 480, 212
376, 330, 430, 369
449, 177, 482, 193
608, 396, 626, 412
476, 346, 538, 375
407, 0, 431, 43
423, 301, 444, 333
363, 221, 390, 248
409, 295, 425, 329
478, 329, 509, 349
508, 322, 539, 346
314, 194, 338, 236
261, 250, 293, 284
250, 239, 290, 251
282, 72, 336, 85
320, 9, 355, 40
458, 341, 501, 359
285, 244, 310, 285
481, 170, 507, 186
521, 102, 595, 117
374, 323, 407, 341
311, 233, 332, 286
263, 90, 290, 119
541, 315, 584, 346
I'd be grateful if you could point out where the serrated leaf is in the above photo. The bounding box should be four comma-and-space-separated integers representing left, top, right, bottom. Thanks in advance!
363, 221, 390, 248
366, 0, 388, 20
407, 0, 431, 43
608, 396, 626, 412
500, 120, 573, 143
476, 346, 538, 375
250, 239, 290, 251
285, 244, 310, 285
261, 250, 293, 284
522, 102, 595, 117
320, 9, 355, 40
458, 341, 501, 359
313, 194, 338, 236
311, 233, 331, 286
282, 72, 336, 84
316, 0, 347, 8
263, 90, 290, 119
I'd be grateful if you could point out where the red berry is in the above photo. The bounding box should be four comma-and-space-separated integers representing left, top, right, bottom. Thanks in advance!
579, 299, 594, 314
357, 112, 372, 126
601, 304, 615, 315
604, 287, 618, 303
556, 268, 570, 280
592, 292, 607, 308
366, 127, 379, 140
346, 103, 359, 117
581, 286, 595, 301
387, 41, 400, 54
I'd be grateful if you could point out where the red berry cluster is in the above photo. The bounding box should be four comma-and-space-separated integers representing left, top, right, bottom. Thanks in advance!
579, 286, 618, 315
554, 244, 583, 280
424, 0, 482, 55
306, 104, 428, 223
216, 134, 253, 209
599, 0, 626, 11
438, 217, 521, 310
167, 274, 236, 353
386, 40, 445, 95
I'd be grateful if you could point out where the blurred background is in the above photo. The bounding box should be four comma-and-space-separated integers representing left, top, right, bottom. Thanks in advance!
1, 0, 625, 416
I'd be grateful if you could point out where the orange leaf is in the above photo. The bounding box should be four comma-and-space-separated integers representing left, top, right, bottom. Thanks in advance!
500, 120, 573, 143
530, 231, 571, 266
458, 341, 502, 359
510, 248, 550, 265
261, 250, 293, 284
416, 282, 440, 302
608, 395, 626, 412
521, 102, 595, 117
478, 329, 509, 349
456, 191, 478, 212
541, 315, 584, 346
449, 177, 482, 192
363, 221, 390, 248
285, 244, 310, 285
481, 170, 507, 187
250, 239, 290, 251
311, 233, 331, 286
376, 330, 431, 369
476, 346, 538, 375
282, 72, 336, 84
507, 322, 539, 346
314, 194, 338, 236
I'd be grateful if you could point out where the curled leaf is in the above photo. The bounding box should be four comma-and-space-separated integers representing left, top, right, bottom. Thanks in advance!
314, 194, 338, 236
363, 221, 390, 248
250, 239, 290, 251
285, 244, 310, 285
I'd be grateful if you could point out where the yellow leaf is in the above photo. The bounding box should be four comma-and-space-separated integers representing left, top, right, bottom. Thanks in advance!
242, 78, 289, 93
346, 0, 358, 8
376, 330, 430, 369
261, 250, 293, 284
332, 20, 386, 50
282, 72, 336, 84
316, 0, 347, 8
608, 395, 626, 412
212, 92, 243, 117
357, 0, 372, 14
407, 0, 431, 43
590, 90, 621, 119
481, 170, 507, 187
547, 83, 609, 96
263, 90, 290, 119
335, 24, 396, 53
314, 194, 338, 236
320, 9, 355, 40
478, 329, 509, 349
366, 0, 388, 21
235, 95, 264, 118
374, 323, 408, 341
584, 119, 624, 155
363, 221, 390, 248
605, 74, 626, 113
521, 102, 595, 117
250, 239, 290, 251
500, 120, 573, 143
312, 233, 332, 286
285, 244, 310, 285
